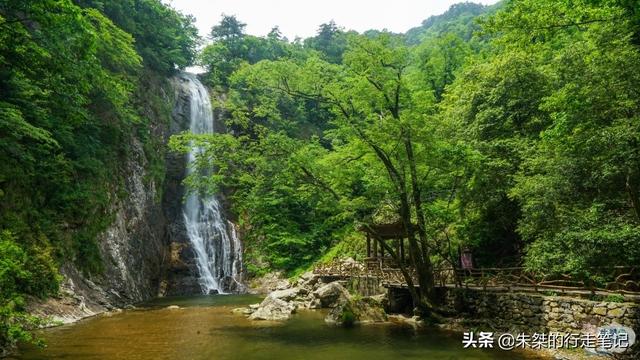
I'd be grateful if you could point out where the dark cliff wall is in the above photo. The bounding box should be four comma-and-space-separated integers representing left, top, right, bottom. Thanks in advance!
160, 73, 243, 296
161, 73, 202, 296
28, 75, 192, 321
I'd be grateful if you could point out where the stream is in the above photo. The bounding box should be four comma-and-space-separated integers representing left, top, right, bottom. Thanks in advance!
14, 295, 545, 360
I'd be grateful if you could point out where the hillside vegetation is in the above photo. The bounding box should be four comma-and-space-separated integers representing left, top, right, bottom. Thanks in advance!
173, 0, 640, 310
0, 0, 198, 350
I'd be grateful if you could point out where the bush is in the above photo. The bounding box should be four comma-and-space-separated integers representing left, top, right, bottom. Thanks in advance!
525, 220, 640, 285
340, 306, 356, 327
0, 231, 57, 352
604, 294, 625, 303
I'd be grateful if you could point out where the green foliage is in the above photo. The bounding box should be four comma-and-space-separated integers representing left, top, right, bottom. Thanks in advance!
0, 0, 142, 274
303, 21, 349, 63
1, 0, 196, 350
340, 307, 356, 327
199, 15, 301, 87
76, 0, 200, 74
604, 294, 625, 303
440, 0, 640, 273
0, 230, 57, 351
175, 29, 475, 279
404, 2, 498, 44
185, 0, 640, 286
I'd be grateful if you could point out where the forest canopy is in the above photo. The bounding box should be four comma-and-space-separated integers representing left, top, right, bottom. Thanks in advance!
177, 0, 640, 286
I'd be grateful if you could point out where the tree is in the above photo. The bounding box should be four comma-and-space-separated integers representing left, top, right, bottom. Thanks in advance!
177, 33, 472, 316
304, 21, 348, 63
200, 16, 301, 87
444, 0, 640, 276
211, 14, 246, 41
76, 0, 199, 74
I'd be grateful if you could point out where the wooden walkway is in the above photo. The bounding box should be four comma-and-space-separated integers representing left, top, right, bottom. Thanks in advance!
313, 260, 640, 301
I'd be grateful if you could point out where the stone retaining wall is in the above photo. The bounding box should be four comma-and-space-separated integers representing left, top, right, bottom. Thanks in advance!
441, 288, 639, 332
346, 276, 386, 297
440, 288, 640, 358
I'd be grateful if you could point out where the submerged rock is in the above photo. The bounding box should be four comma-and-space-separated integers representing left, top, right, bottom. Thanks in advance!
388, 314, 424, 328
232, 307, 254, 315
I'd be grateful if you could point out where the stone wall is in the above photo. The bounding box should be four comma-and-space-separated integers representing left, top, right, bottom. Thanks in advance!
440, 287, 640, 358
441, 288, 639, 332
346, 276, 386, 297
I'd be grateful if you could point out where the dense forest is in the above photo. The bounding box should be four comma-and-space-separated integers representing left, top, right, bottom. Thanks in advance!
173, 0, 640, 311
2, 0, 640, 351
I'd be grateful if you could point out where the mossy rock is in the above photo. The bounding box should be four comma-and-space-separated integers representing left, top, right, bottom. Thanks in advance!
325, 296, 387, 327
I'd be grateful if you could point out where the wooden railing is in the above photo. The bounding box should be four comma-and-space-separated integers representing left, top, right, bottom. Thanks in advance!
453, 266, 640, 295
313, 260, 640, 296
313, 259, 364, 277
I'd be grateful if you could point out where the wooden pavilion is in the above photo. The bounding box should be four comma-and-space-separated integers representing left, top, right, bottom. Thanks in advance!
359, 222, 409, 268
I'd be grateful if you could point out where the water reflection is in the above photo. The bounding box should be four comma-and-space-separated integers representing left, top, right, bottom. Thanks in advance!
15, 295, 544, 360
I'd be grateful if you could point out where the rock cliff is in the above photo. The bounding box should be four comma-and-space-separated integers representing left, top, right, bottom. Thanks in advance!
28, 73, 214, 322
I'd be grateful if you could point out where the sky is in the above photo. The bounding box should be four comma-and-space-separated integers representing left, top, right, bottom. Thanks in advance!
166, 0, 500, 40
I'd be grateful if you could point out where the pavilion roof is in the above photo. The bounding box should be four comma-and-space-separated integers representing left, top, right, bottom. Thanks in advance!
358, 222, 409, 240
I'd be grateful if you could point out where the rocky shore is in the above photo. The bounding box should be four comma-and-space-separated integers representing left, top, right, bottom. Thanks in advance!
235, 268, 387, 326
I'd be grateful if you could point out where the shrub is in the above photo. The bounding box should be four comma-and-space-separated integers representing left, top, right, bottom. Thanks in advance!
0, 231, 57, 352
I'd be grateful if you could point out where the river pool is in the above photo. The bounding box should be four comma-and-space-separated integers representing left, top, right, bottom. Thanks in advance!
14, 295, 545, 360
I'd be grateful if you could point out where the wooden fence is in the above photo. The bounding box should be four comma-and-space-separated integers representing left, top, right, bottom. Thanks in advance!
313, 259, 640, 296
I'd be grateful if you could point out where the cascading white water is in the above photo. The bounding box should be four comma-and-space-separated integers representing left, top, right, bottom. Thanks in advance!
182, 73, 243, 294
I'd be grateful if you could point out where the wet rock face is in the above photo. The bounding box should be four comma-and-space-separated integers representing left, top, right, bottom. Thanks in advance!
161, 74, 204, 296
39, 83, 177, 317
32, 74, 206, 322
162, 73, 245, 296
94, 135, 169, 306
85, 76, 189, 307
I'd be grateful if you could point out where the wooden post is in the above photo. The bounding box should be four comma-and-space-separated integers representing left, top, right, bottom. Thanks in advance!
395, 238, 400, 264
400, 238, 405, 264
373, 237, 378, 259
380, 239, 384, 259
366, 233, 371, 258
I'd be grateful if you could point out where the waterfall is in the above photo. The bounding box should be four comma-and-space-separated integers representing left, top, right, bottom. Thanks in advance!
182, 73, 244, 294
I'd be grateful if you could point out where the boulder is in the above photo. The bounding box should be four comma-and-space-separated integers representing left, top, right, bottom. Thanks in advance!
249, 296, 296, 321
369, 293, 389, 310
297, 271, 318, 285
269, 287, 301, 301
313, 282, 350, 308
275, 280, 291, 291
325, 297, 387, 326
308, 298, 322, 309
248, 272, 290, 294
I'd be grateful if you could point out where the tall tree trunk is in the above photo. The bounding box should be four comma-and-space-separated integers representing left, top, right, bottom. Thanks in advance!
626, 171, 640, 222
402, 128, 436, 313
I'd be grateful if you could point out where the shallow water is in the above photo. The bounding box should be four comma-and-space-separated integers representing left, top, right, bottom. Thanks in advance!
15, 295, 544, 360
